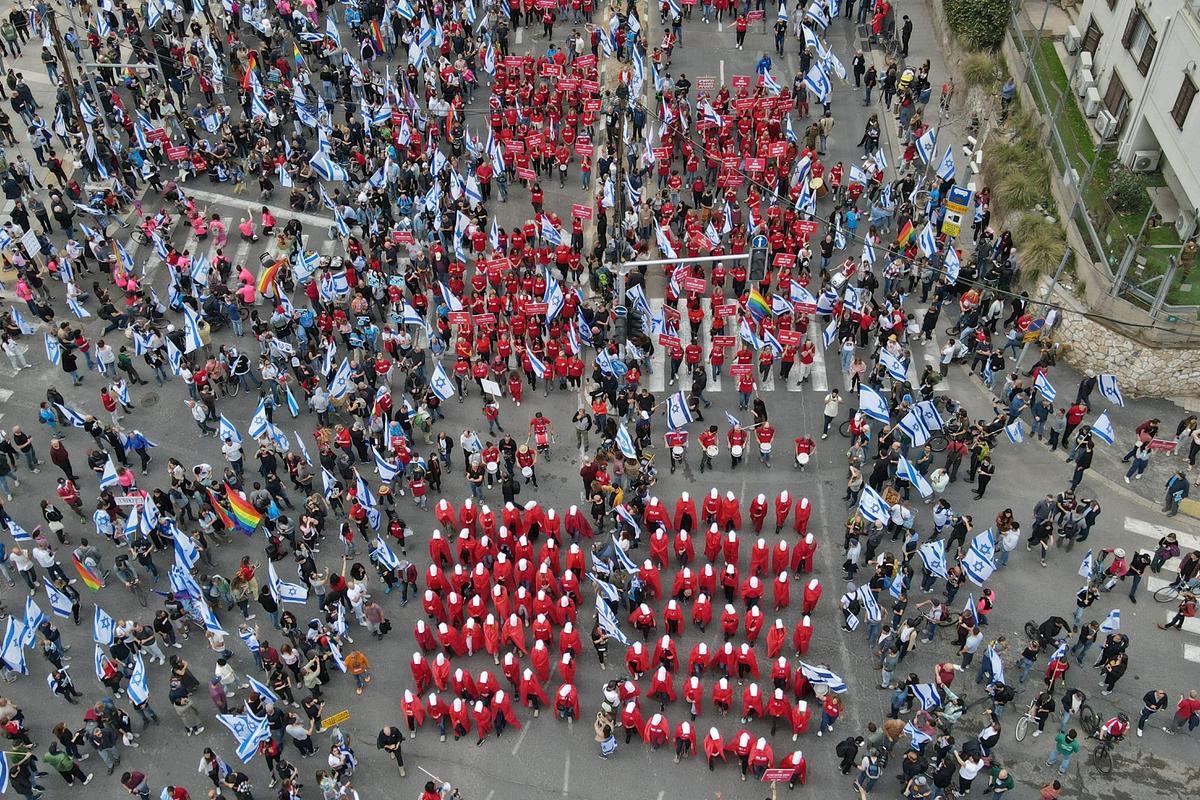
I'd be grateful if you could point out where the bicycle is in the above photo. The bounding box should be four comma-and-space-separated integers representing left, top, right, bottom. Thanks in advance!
1088, 733, 1117, 775
1153, 577, 1198, 603
1079, 704, 1101, 737
1014, 699, 1038, 741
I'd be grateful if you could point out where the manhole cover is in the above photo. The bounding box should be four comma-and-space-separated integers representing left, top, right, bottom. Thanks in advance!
142, 393, 160, 408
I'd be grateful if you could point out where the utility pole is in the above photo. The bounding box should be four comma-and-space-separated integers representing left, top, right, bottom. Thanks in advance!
46, 10, 85, 134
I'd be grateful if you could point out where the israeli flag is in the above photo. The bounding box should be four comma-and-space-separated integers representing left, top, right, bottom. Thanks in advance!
329, 357, 353, 399
1033, 373, 1057, 402
611, 534, 640, 573
93, 606, 116, 642
123, 506, 141, 543
45, 575, 78, 618
309, 151, 349, 182
528, 351, 548, 381
964, 592, 979, 626
1048, 640, 1068, 663
7, 520, 32, 541
100, 457, 120, 489
915, 400, 945, 431
859, 386, 890, 423
1078, 549, 1095, 580
44, 333, 62, 365
0, 619, 26, 675
589, 573, 621, 604
198, 596, 228, 636
898, 409, 931, 447
666, 390, 694, 431
615, 424, 637, 459
822, 317, 838, 348
216, 415, 241, 444
127, 653, 149, 705
856, 584, 882, 623
915, 128, 937, 164
879, 349, 908, 382
858, 485, 890, 525
93, 509, 114, 539
293, 432, 312, 466
798, 661, 847, 694
1004, 420, 1024, 444
898, 455, 933, 498
1091, 411, 1115, 445
93, 644, 108, 683
961, 529, 997, 586
917, 221, 938, 258
426, 362, 457, 401
373, 447, 399, 482
935, 145, 956, 181
596, 597, 630, 646
268, 561, 309, 604
55, 403, 88, 428
236, 715, 272, 763
803, 64, 831, 103
10, 308, 35, 335
985, 645, 1005, 685
912, 683, 942, 710
1097, 374, 1125, 408
247, 674, 280, 704
1100, 608, 1121, 632
943, 245, 961, 283
182, 303, 204, 353
918, 539, 948, 579
328, 639, 347, 672
904, 721, 932, 746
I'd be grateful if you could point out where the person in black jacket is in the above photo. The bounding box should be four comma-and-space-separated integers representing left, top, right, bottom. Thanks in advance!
836, 734, 863, 774
376, 725, 406, 776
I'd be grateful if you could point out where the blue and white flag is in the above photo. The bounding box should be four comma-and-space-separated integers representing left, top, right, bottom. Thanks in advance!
0, 619, 26, 675
904, 721, 933, 746
267, 561, 309, 605
284, 385, 300, 418
1091, 411, 1115, 445
798, 661, 847, 693
596, 597, 630, 645
430, 362, 456, 401
1097, 374, 1125, 408
99, 457, 119, 489
7, 520, 32, 541
964, 592, 980, 626
327, 639, 347, 672
1004, 420, 1024, 444
54, 403, 88, 428
915, 128, 937, 164
373, 447, 399, 482
610, 535, 639, 573
822, 317, 838, 348
856, 584, 882, 623
173, 526, 200, 569
878, 349, 908, 382
917, 539, 948, 579
182, 303, 204, 353
247, 674, 280, 704
93, 605, 116, 645
858, 485, 890, 525
128, 654, 149, 705
912, 683, 942, 710
309, 151, 349, 181
898, 409, 932, 447
328, 357, 353, 399
666, 390, 694, 431
293, 432, 312, 466
917, 221, 938, 258
1033, 373, 1057, 402
93, 644, 108, 683
44, 333, 61, 365
898, 455, 933, 498
935, 145, 956, 181
915, 400, 945, 432
985, 645, 1005, 685
589, 572, 621, 603
21, 597, 44, 647
1100, 608, 1121, 632
803, 64, 831, 103
858, 386, 890, 423
1078, 549, 1095, 580
43, 575, 73, 618
943, 245, 961, 283
961, 529, 997, 586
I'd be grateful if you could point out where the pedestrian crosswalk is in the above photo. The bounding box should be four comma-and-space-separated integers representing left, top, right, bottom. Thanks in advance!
1122, 516, 1200, 661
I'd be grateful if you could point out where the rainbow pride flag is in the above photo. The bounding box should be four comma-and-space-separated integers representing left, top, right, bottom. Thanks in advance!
746, 289, 771, 321
206, 488, 237, 532
224, 483, 263, 533
896, 220, 915, 247
72, 555, 103, 591
256, 258, 285, 295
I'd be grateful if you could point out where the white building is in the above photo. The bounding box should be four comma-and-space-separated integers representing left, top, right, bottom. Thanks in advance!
1070, 0, 1200, 238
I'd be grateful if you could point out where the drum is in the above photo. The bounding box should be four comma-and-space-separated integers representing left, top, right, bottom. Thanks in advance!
810, 177, 826, 198
672, 446, 684, 457
535, 431, 549, 447
521, 466, 533, 477
759, 442, 772, 454
796, 451, 809, 466
705, 445, 719, 458
731, 445, 743, 458
487, 461, 499, 474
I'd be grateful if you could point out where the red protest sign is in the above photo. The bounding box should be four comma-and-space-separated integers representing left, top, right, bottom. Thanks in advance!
503, 56, 523, 67
571, 203, 594, 220
527, 132, 544, 148
473, 313, 497, 329
796, 220, 819, 236
516, 167, 537, 181
662, 305, 681, 323
731, 75, 751, 90
722, 156, 740, 170
747, 9, 765, 19
574, 142, 594, 158
583, 98, 602, 112
167, 145, 189, 161
541, 63, 562, 77
714, 303, 738, 317
1149, 438, 1178, 453
768, 141, 788, 158
793, 301, 817, 315
761, 769, 795, 783
658, 334, 682, 349
525, 302, 549, 315
395, 231, 415, 245
652, 147, 671, 162
504, 140, 525, 154
146, 127, 169, 143
576, 55, 597, 68
558, 77, 579, 91
778, 329, 802, 345
449, 311, 472, 326
712, 335, 736, 349
730, 363, 753, 377
745, 157, 766, 172
681, 276, 707, 293
732, 97, 755, 111
773, 252, 796, 267
580, 79, 600, 93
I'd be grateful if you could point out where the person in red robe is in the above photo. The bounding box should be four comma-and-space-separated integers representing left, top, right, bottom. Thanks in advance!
674, 721, 697, 763
703, 727, 725, 771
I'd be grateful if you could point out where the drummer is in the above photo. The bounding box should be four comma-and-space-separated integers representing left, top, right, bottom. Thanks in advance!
481, 440, 503, 488
793, 435, 816, 471
665, 430, 689, 475
727, 423, 749, 471
516, 444, 538, 489
756, 421, 776, 469
698, 425, 720, 474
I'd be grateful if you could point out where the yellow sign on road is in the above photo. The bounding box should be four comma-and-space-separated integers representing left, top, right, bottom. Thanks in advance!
320, 710, 351, 730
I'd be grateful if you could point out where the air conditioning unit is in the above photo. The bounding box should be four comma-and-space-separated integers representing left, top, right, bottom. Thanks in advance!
1074, 69, 1095, 97
1079, 51, 1093, 73
1095, 109, 1119, 138
1176, 211, 1198, 240
1085, 87, 1102, 117
1131, 149, 1161, 172
1064, 25, 1081, 53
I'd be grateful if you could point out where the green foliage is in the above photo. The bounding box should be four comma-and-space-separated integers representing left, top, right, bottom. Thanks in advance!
962, 53, 1002, 90
1105, 164, 1149, 215
943, 0, 1011, 50
1013, 213, 1069, 278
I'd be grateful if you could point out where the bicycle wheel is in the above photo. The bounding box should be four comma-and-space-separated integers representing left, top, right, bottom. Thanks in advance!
839, 420, 853, 438
1024, 620, 1039, 640
1153, 583, 1180, 603
1014, 714, 1030, 742
927, 433, 949, 453
1092, 744, 1113, 775
132, 229, 150, 245
1080, 705, 1100, 736
227, 379, 241, 397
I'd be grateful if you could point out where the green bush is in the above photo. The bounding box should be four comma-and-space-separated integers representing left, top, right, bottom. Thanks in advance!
944, 0, 1011, 50
962, 53, 1002, 90
1105, 164, 1149, 215
1014, 212, 1069, 278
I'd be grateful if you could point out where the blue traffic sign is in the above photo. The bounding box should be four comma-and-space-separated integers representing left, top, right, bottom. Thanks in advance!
752, 235, 769, 249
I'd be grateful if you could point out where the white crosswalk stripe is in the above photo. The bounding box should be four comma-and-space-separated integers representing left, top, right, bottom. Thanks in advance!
1123, 516, 1200, 652
807, 317, 829, 393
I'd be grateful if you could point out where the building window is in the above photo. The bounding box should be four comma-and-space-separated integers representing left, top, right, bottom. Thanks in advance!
1104, 72, 1129, 121
1120, 9, 1157, 75
1083, 18, 1103, 54
1172, 76, 1198, 128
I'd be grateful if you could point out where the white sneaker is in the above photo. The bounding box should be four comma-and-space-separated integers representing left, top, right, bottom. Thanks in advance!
1136, 729, 1143, 737
1032, 730, 1040, 737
